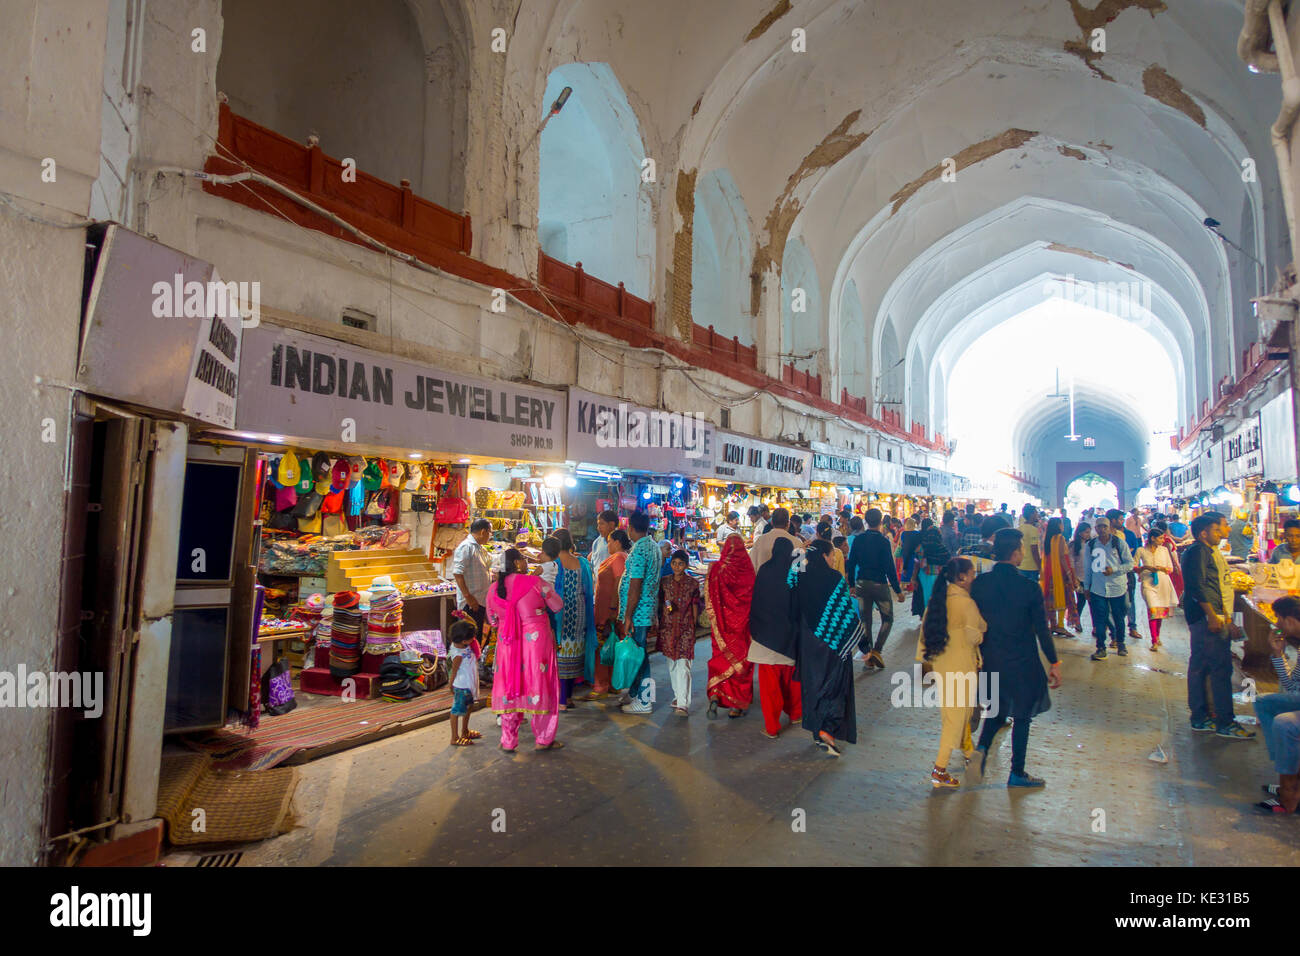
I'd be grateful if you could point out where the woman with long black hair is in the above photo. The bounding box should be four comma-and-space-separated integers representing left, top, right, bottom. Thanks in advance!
917, 557, 985, 788
1069, 522, 1093, 636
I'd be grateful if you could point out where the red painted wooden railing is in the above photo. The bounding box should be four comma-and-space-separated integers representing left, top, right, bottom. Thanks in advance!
781, 363, 822, 396
692, 324, 758, 368
537, 253, 655, 332
203, 103, 472, 261
200, 105, 951, 456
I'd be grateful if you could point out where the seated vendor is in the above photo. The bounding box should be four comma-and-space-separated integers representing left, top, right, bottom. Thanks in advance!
1256, 595, 1300, 815
1270, 519, 1300, 564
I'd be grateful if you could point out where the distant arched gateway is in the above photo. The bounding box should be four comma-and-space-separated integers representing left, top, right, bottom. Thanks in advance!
1057, 461, 1125, 510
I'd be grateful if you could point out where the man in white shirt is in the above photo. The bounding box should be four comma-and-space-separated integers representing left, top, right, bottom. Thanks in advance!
716, 511, 742, 545
749, 508, 803, 571
589, 509, 617, 567
750, 504, 771, 543
452, 519, 493, 634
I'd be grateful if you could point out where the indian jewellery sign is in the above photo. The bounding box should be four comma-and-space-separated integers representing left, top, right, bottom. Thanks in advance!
237, 325, 567, 460
712, 431, 813, 490
566, 388, 714, 475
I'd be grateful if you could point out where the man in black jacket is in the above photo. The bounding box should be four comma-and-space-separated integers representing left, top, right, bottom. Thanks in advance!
972, 528, 1063, 788
1181, 512, 1255, 739
846, 508, 903, 671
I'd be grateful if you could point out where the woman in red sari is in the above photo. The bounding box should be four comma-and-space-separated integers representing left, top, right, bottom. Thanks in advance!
705, 534, 756, 718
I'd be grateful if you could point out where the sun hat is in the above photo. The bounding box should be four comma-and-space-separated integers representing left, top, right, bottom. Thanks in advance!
332, 591, 360, 610
369, 574, 398, 594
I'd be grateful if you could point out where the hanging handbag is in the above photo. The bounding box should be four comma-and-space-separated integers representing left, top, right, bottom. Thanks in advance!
435, 474, 470, 525
410, 492, 437, 513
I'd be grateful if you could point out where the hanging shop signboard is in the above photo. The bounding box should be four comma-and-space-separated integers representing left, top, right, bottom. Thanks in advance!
711, 431, 812, 490
903, 466, 930, 494
566, 388, 713, 476
810, 442, 863, 488
1202, 440, 1225, 491
952, 474, 971, 497
1171, 460, 1201, 499
860, 456, 906, 494
927, 469, 954, 497
237, 325, 567, 460
1152, 467, 1173, 497
1222, 414, 1263, 482
1262, 389, 1297, 482
78, 224, 242, 428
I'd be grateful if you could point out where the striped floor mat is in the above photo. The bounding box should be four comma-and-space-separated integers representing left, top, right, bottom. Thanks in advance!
183, 687, 456, 771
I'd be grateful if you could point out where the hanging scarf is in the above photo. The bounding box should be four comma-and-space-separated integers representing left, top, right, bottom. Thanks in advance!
750, 536, 798, 659
707, 535, 755, 656
1042, 532, 1067, 610
788, 547, 864, 660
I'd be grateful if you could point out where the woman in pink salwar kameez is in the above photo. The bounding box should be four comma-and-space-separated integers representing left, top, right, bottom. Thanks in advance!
487, 549, 566, 752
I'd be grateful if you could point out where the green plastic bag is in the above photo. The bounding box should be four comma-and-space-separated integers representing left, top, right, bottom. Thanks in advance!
599, 632, 616, 667
612, 634, 646, 690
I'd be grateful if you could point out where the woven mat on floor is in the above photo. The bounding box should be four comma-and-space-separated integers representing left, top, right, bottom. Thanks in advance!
156, 752, 298, 847
182, 685, 456, 771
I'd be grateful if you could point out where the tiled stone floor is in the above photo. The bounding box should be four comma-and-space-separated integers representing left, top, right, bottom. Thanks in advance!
212, 606, 1300, 867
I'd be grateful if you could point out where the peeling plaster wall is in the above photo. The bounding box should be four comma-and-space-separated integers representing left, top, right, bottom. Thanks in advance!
0, 1, 108, 867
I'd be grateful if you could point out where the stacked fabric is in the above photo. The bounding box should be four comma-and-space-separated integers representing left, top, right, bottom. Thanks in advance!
365, 575, 404, 656
328, 591, 365, 679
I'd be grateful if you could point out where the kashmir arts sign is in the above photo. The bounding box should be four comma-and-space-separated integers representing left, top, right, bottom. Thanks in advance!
237, 326, 567, 460
712, 431, 812, 490
566, 389, 713, 474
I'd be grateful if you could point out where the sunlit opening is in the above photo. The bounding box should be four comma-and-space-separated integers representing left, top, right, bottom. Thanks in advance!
946, 298, 1180, 482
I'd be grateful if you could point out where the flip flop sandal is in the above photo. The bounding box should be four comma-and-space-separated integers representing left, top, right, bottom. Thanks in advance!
707, 700, 718, 719
1255, 798, 1292, 814
816, 733, 842, 757
536, 740, 566, 751
452, 737, 474, 747
465, 730, 483, 739
499, 745, 516, 754
728, 709, 745, 718
1262, 783, 1281, 796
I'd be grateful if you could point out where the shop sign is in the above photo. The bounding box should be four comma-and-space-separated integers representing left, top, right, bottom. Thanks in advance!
78, 225, 242, 427
711, 431, 812, 489
1152, 467, 1173, 495
903, 466, 930, 494
927, 469, 953, 497
1262, 390, 1297, 482
810, 442, 863, 487
237, 325, 567, 460
566, 389, 713, 475
1171, 461, 1201, 498
861, 456, 906, 494
952, 474, 971, 496
1203, 441, 1225, 491
1223, 415, 1263, 482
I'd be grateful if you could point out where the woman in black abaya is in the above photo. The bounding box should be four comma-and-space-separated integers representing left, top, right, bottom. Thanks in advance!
789, 539, 864, 756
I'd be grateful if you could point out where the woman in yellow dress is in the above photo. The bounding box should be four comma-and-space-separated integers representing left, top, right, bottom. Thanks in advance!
916, 556, 986, 788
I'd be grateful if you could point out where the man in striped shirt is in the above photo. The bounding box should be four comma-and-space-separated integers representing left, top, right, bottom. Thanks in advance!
1255, 595, 1300, 815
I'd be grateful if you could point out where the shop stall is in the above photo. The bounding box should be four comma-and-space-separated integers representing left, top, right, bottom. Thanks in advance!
187, 322, 570, 718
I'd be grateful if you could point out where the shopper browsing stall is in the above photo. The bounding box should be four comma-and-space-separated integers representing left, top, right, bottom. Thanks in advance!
452, 519, 493, 636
